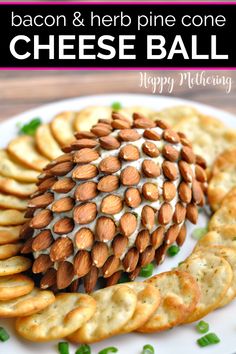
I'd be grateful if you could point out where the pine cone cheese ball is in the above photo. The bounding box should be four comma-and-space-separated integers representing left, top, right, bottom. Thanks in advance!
21, 112, 207, 293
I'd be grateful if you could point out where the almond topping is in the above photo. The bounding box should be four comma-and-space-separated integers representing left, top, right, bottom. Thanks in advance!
91, 125, 111, 137
32, 254, 53, 274
91, 242, 109, 267
98, 118, 112, 125
97, 175, 119, 192
176, 223, 187, 246
163, 181, 176, 201
102, 255, 120, 278
155, 244, 168, 265
139, 245, 155, 267
111, 119, 131, 129
165, 224, 179, 245
120, 213, 137, 237
141, 205, 155, 231
120, 166, 141, 186
75, 181, 98, 201
133, 118, 156, 129
129, 266, 141, 281
125, 188, 142, 208
53, 217, 74, 234
195, 165, 207, 182
112, 112, 130, 123
51, 197, 74, 213
84, 266, 99, 293
143, 129, 161, 141
69, 279, 80, 293
74, 250, 92, 278
45, 154, 73, 169
142, 142, 159, 157
106, 270, 122, 287
40, 268, 57, 289
155, 119, 170, 129
72, 164, 98, 180
142, 183, 159, 202
178, 181, 192, 203
162, 145, 179, 162
50, 237, 74, 262
196, 155, 207, 169
151, 226, 165, 249
112, 235, 128, 257
32, 230, 54, 251
99, 156, 121, 174
181, 146, 196, 164
38, 177, 57, 192
99, 136, 120, 150
192, 180, 204, 204
73, 148, 100, 164
179, 160, 193, 182
96, 216, 116, 242
122, 247, 139, 272
162, 161, 178, 180
119, 145, 140, 161
57, 261, 74, 289
75, 131, 97, 139
52, 177, 75, 193
75, 228, 94, 250
186, 203, 198, 224
118, 129, 141, 142
142, 160, 160, 178
19, 221, 33, 240
74, 203, 97, 224
49, 161, 74, 176
20, 238, 33, 254
163, 129, 180, 144
30, 209, 53, 229
173, 202, 186, 224
158, 203, 173, 225
135, 230, 150, 253
100, 195, 123, 215
70, 139, 98, 150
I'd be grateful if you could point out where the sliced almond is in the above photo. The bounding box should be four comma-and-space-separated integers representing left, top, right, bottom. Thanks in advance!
74, 203, 97, 224
178, 181, 192, 203
125, 188, 142, 208
118, 129, 141, 142
100, 195, 123, 215
51, 178, 75, 193
91, 242, 109, 268
163, 181, 176, 202
143, 129, 161, 141
179, 161, 193, 182
142, 160, 160, 178
102, 255, 120, 278
112, 235, 128, 257
120, 213, 137, 237
53, 217, 74, 234
99, 136, 120, 150
181, 146, 196, 164
75, 182, 98, 201
30, 209, 53, 229
162, 145, 179, 162
158, 203, 173, 225
123, 247, 139, 272
50, 237, 74, 262
32, 230, 54, 251
176, 223, 187, 246
51, 197, 74, 213
163, 129, 180, 144
96, 216, 116, 242
151, 226, 165, 249
57, 261, 74, 289
173, 202, 186, 224
49, 161, 74, 176
142, 142, 159, 157
135, 230, 150, 253
84, 266, 99, 293
72, 164, 98, 180
97, 175, 119, 193
162, 161, 178, 180
73, 148, 100, 164
186, 203, 198, 224
119, 145, 140, 161
40, 268, 57, 289
141, 206, 155, 231
74, 250, 92, 278
120, 166, 141, 186
139, 245, 155, 266
75, 228, 94, 250
99, 156, 121, 174
32, 254, 53, 274
142, 183, 159, 202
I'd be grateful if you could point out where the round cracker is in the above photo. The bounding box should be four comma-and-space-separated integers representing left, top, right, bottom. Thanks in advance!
0, 243, 22, 260
51, 111, 76, 147
221, 186, 236, 206
0, 210, 27, 226
0, 256, 31, 276
0, 288, 54, 318
0, 226, 22, 244
212, 147, 236, 176
0, 274, 34, 301
138, 270, 200, 333
121, 282, 161, 333
16, 293, 96, 341
35, 124, 62, 160
7, 136, 49, 171
0, 193, 28, 211
208, 201, 236, 231
74, 106, 112, 132
68, 285, 137, 344
195, 228, 236, 249
0, 175, 36, 198
152, 105, 199, 127
179, 252, 232, 323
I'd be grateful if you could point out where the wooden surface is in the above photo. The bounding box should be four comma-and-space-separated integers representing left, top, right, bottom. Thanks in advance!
0, 70, 235, 121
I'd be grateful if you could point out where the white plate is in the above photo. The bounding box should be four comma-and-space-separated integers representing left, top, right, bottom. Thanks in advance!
1, 94, 236, 354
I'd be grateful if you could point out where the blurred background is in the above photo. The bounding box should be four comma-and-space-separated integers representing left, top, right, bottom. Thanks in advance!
0, 70, 235, 121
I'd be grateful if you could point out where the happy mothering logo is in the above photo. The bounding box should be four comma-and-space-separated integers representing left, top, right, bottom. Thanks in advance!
139, 71, 232, 94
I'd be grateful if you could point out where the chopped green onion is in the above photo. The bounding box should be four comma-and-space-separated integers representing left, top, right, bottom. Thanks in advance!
75, 344, 91, 354
192, 227, 208, 240
111, 102, 122, 111
196, 320, 209, 334
0, 327, 9, 342
98, 347, 118, 354
58, 341, 69, 354
141, 344, 155, 354
197, 333, 220, 347
18, 118, 41, 136
167, 245, 180, 257
139, 263, 154, 278
118, 273, 130, 283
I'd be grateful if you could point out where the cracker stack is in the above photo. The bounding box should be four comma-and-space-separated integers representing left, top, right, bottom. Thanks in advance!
21, 112, 207, 293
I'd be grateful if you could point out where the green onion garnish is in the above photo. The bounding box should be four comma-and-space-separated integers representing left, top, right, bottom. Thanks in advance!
0, 327, 9, 342
167, 245, 180, 257
111, 102, 122, 111
141, 344, 155, 354
75, 344, 91, 354
118, 273, 130, 283
18, 118, 41, 136
58, 341, 69, 354
196, 320, 209, 334
197, 333, 220, 347
192, 227, 208, 240
139, 263, 154, 278
98, 347, 118, 354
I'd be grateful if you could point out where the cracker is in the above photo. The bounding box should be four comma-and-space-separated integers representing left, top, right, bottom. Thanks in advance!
195, 228, 236, 249
51, 111, 76, 147
0, 256, 31, 276
121, 282, 161, 333
0, 274, 34, 301
74, 106, 112, 132
35, 124, 62, 160
0, 225, 22, 244
0, 193, 28, 211
179, 252, 232, 323
208, 167, 236, 211
0, 175, 36, 198
0, 210, 27, 226
212, 147, 236, 176
138, 270, 200, 333
153, 105, 199, 127
68, 285, 137, 343
221, 186, 236, 206
0, 243, 22, 260
0, 150, 39, 183
16, 293, 96, 341
0, 288, 55, 318
7, 136, 49, 171
208, 201, 236, 231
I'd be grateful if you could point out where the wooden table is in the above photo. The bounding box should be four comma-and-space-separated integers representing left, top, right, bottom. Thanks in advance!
0, 70, 235, 122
